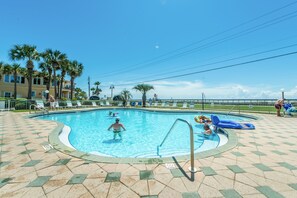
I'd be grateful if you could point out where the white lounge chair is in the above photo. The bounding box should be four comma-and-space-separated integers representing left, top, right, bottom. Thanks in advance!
55, 102, 64, 110
92, 101, 98, 107
76, 101, 86, 108
189, 103, 195, 108
105, 101, 111, 106
66, 101, 75, 108
35, 100, 48, 112
182, 102, 188, 108
99, 101, 104, 106
153, 102, 158, 107
161, 102, 165, 107
118, 101, 123, 107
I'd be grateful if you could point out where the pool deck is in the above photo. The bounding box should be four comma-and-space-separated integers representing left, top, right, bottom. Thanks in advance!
1, 110, 297, 197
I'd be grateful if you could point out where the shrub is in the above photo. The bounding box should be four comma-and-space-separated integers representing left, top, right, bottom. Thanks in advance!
14, 101, 28, 110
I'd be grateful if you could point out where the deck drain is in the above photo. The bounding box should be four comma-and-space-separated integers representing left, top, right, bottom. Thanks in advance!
42, 144, 53, 151
165, 163, 176, 169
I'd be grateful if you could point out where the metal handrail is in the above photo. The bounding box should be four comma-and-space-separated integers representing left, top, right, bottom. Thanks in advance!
227, 105, 236, 115
157, 118, 197, 173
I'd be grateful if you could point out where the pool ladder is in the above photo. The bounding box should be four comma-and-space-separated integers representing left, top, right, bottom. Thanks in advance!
157, 118, 197, 173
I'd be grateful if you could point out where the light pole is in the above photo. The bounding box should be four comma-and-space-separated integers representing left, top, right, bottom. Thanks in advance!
110, 85, 115, 100
281, 88, 285, 100
202, 92, 205, 110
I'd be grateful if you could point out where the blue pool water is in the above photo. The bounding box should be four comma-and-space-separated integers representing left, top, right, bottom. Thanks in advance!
38, 109, 251, 158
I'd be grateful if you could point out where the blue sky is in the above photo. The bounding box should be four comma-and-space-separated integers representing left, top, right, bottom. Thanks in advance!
1, 0, 297, 99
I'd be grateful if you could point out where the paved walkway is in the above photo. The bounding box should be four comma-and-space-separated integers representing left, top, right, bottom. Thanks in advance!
1, 111, 297, 197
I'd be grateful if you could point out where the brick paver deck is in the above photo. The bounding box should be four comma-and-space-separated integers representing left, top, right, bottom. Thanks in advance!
1, 111, 297, 197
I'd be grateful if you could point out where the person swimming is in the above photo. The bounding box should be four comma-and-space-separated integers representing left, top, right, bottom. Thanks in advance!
108, 111, 118, 117
203, 123, 212, 136
107, 118, 126, 139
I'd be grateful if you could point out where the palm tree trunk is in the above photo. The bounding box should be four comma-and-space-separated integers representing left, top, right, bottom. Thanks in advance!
46, 70, 52, 100
53, 69, 57, 99
46, 82, 50, 100
57, 81, 60, 99
142, 93, 146, 107
14, 72, 17, 99
59, 73, 65, 99
27, 69, 33, 99
70, 77, 74, 100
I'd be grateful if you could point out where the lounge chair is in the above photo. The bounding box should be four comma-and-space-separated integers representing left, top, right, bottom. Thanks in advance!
283, 102, 297, 116
55, 102, 64, 110
66, 101, 75, 108
153, 102, 158, 107
92, 102, 98, 107
189, 103, 195, 108
182, 102, 188, 108
105, 101, 111, 106
99, 101, 104, 106
35, 100, 48, 112
161, 102, 165, 107
76, 101, 86, 108
118, 101, 123, 107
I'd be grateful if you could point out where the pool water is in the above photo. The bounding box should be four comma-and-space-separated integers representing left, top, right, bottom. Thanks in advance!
38, 109, 250, 158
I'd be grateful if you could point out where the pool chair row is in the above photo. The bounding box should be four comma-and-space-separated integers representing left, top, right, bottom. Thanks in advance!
147, 101, 195, 108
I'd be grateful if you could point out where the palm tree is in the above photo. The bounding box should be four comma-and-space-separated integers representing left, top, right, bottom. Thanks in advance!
94, 81, 102, 96
133, 84, 154, 107
39, 53, 53, 99
42, 49, 67, 99
0, 62, 4, 80
9, 44, 40, 99
121, 89, 133, 107
59, 59, 70, 99
75, 87, 87, 100
67, 60, 83, 100
3, 63, 21, 99
90, 87, 95, 95
56, 74, 61, 98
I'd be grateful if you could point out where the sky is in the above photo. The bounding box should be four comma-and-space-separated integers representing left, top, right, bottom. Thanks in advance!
1, 0, 297, 99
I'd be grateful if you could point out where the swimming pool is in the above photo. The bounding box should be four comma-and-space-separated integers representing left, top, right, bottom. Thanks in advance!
38, 109, 251, 158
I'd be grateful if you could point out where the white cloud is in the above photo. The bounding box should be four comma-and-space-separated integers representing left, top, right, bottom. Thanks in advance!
85, 80, 297, 99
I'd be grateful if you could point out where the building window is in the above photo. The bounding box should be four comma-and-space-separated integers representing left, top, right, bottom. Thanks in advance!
4, 75, 10, 82
31, 91, 36, 97
4, 92, 11, 98
43, 79, 47, 85
20, 76, 25, 84
16, 76, 25, 84
10, 76, 15, 83
33, 78, 41, 85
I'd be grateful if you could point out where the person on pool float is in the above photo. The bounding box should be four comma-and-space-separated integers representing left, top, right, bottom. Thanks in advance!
195, 115, 211, 123
274, 99, 284, 117
203, 123, 212, 136
108, 118, 126, 139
